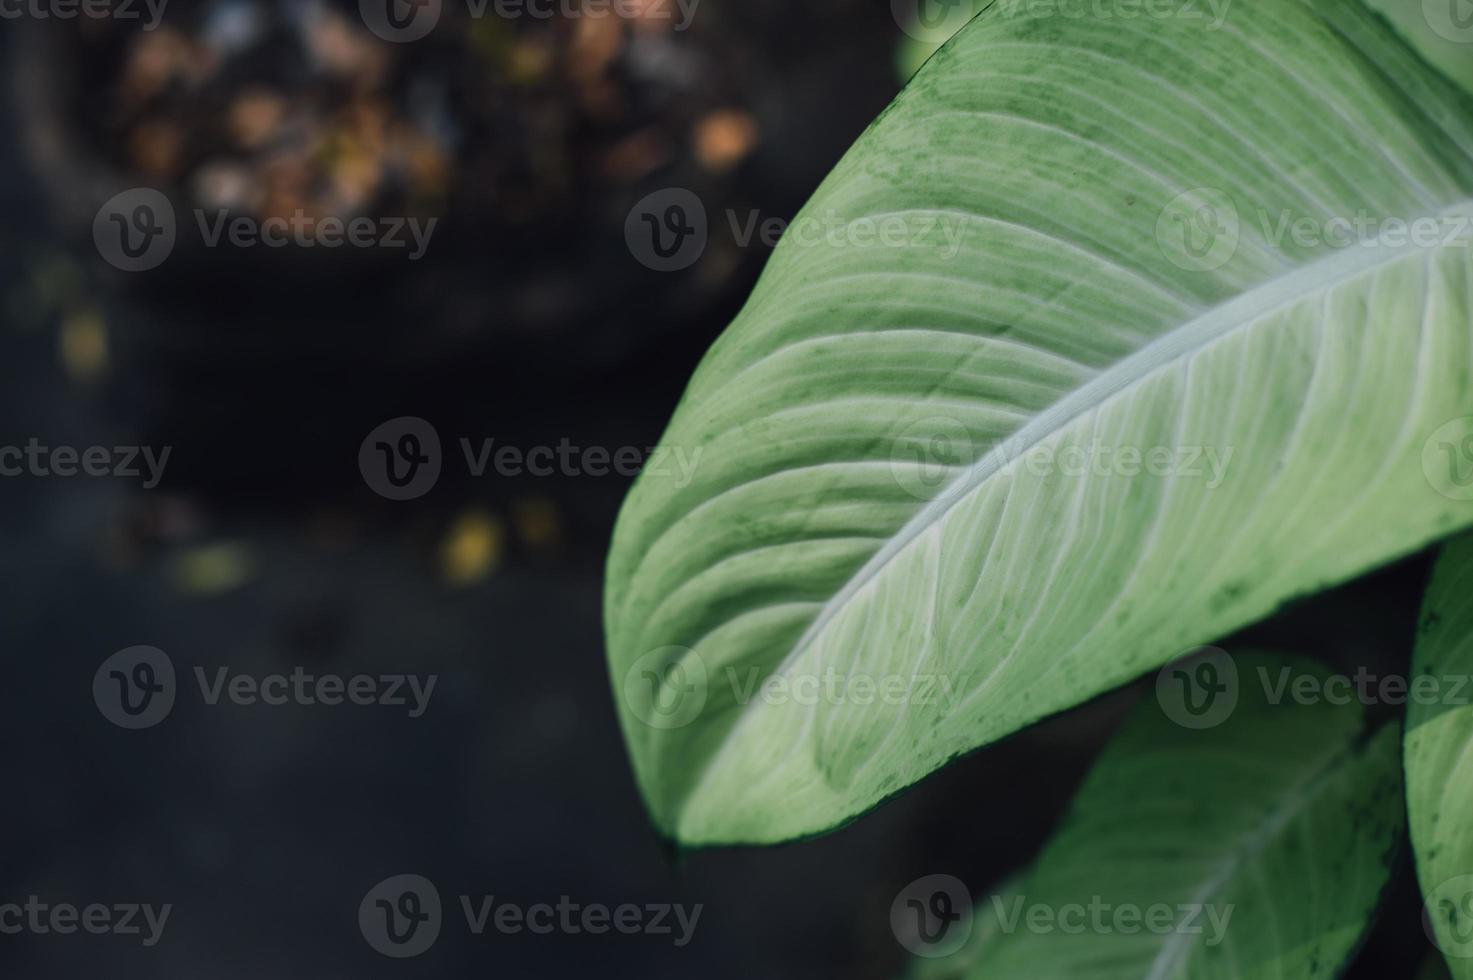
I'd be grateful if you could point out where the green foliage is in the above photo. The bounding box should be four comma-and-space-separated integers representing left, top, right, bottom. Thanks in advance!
606, 0, 1473, 974
913, 656, 1402, 979
1409, 534, 1473, 978
606, 0, 1473, 847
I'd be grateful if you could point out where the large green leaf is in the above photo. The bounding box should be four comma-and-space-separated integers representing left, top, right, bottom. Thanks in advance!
606, 0, 1473, 844
909, 655, 1403, 979
1408, 533, 1473, 978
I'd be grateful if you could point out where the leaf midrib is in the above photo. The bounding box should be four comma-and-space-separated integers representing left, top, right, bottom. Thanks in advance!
683, 198, 1471, 822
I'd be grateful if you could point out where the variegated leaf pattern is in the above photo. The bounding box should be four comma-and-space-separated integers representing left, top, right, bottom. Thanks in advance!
606, 0, 1473, 844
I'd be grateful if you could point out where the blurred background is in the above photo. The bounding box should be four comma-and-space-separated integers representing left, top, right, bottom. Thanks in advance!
0, 0, 1454, 976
